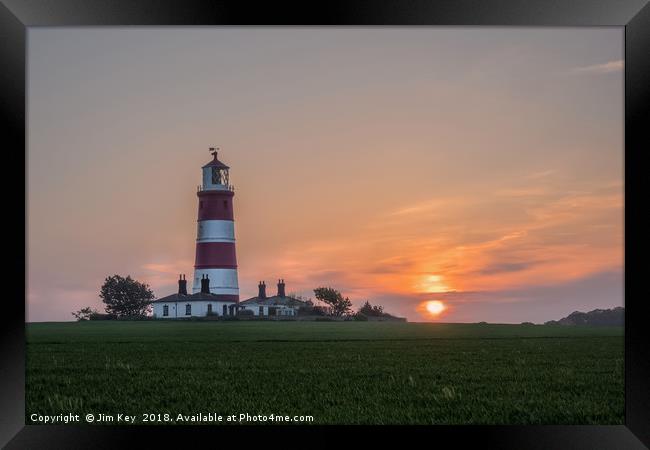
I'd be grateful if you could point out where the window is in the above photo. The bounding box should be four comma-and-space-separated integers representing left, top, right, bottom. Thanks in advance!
223, 200, 228, 209
185, 304, 191, 316
259, 306, 264, 316
223, 304, 228, 316
163, 305, 169, 316
207, 304, 212, 314
211, 167, 221, 184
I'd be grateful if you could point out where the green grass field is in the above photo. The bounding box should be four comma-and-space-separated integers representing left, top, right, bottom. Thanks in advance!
26, 321, 624, 425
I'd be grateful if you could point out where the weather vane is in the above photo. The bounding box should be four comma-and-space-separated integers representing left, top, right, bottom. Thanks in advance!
209, 146, 219, 157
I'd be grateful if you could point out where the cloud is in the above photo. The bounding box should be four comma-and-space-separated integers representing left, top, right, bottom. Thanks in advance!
494, 187, 548, 197
142, 261, 193, 275
388, 198, 450, 216
570, 60, 623, 75
428, 269, 623, 322
249, 182, 622, 308
477, 261, 539, 275
524, 169, 556, 180
370, 269, 623, 323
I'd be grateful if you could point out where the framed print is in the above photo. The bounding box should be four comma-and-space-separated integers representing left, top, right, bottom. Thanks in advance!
1, 0, 649, 448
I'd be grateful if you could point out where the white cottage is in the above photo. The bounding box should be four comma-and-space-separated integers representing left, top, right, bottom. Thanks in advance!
152, 275, 242, 318
152, 277, 307, 319
238, 280, 308, 317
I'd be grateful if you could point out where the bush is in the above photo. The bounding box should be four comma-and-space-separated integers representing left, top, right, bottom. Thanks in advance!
353, 313, 368, 321
358, 301, 386, 317
72, 307, 99, 321
298, 305, 329, 316
297, 306, 313, 316
89, 313, 116, 321
356, 301, 401, 319
116, 315, 154, 321
237, 309, 254, 317
312, 306, 330, 316
314, 317, 334, 322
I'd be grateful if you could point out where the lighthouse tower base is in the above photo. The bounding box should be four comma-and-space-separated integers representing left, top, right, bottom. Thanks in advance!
192, 268, 239, 300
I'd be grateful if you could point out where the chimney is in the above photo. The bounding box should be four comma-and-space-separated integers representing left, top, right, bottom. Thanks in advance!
258, 281, 267, 299
178, 274, 188, 295
277, 279, 286, 297
201, 274, 210, 294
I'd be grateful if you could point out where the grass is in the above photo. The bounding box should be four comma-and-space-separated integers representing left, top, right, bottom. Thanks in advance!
26, 321, 624, 425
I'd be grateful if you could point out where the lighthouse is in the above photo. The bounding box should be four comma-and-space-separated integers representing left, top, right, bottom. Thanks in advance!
192, 148, 239, 301
150, 149, 311, 319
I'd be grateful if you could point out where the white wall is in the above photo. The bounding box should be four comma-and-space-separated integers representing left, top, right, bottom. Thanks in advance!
152, 300, 237, 318
153, 302, 300, 318
241, 305, 268, 316
192, 268, 239, 294
240, 304, 297, 316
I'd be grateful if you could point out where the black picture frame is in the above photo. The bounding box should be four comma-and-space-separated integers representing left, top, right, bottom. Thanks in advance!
2, 1, 648, 448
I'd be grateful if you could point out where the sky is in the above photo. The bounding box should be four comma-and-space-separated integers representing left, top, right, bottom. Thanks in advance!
27, 27, 623, 323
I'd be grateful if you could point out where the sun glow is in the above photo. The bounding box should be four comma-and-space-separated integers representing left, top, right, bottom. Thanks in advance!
416, 275, 452, 293
425, 300, 446, 316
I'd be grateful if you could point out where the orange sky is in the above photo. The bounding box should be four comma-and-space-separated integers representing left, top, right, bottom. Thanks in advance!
27, 28, 623, 322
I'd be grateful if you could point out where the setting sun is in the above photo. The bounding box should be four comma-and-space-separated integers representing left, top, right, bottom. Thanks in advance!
425, 300, 446, 316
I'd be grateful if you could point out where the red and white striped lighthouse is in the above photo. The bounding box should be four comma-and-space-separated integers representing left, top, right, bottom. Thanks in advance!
192, 148, 239, 301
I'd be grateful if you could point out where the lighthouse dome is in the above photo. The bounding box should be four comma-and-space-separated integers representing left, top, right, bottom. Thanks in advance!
202, 152, 229, 169
201, 148, 232, 191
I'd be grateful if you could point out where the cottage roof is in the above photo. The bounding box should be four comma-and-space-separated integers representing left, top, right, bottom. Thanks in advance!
153, 292, 238, 303
239, 295, 308, 307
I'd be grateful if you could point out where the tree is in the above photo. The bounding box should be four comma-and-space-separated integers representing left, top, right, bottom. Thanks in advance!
358, 301, 385, 317
288, 293, 313, 306
71, 306, 98, 321
313, 287, 352, 317
99, 275, 154, 319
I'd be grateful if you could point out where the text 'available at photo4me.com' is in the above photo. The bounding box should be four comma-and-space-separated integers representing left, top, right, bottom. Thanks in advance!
29, 412, 315, 424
